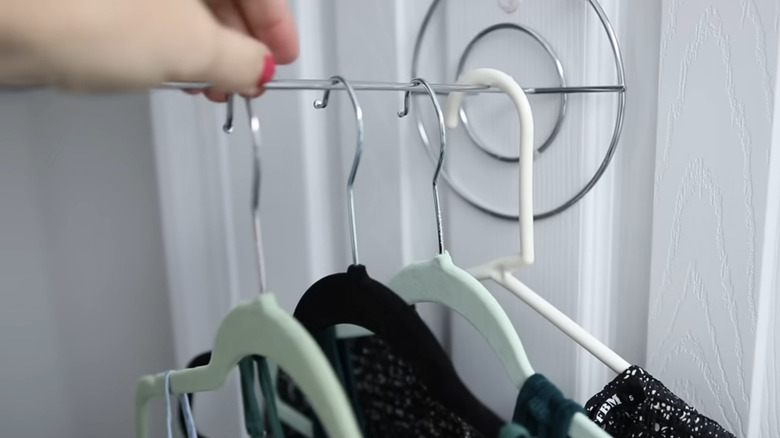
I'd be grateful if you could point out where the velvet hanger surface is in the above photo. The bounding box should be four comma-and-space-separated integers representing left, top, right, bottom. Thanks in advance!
294, 264, 505, 437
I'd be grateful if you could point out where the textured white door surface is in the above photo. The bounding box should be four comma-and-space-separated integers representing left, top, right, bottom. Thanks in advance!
647, 1, 780, 436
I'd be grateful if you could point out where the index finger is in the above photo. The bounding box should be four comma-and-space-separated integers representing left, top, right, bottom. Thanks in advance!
236, 0, 299, 64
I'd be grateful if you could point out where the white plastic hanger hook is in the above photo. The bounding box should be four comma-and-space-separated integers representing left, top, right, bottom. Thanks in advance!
445, 68, 535, 274
454, 69, 631, 381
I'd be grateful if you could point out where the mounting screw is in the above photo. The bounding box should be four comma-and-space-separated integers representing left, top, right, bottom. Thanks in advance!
498, 0, 519, 13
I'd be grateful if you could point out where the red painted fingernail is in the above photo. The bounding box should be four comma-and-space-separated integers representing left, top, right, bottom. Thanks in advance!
257, 54, 276, 88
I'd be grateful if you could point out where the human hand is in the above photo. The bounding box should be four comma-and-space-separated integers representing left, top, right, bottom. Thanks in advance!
0, 0, 298, 99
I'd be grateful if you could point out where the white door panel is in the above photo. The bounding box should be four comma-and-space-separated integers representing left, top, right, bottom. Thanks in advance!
648, 1, 779, 436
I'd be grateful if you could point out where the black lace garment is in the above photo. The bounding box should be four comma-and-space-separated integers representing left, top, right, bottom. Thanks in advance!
584, 365, 736, 438
277, 334, 485, 438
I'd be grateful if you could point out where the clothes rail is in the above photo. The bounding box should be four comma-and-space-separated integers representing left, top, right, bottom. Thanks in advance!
160, 79, 625, 95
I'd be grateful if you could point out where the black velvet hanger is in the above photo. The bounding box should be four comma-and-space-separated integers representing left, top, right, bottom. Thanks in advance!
293, 264, 505, 437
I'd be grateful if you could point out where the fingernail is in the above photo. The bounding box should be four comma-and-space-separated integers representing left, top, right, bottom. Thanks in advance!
257, 54, 276, 88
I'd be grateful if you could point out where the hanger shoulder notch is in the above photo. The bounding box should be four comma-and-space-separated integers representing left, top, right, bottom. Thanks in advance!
388, 252, 535, 387
135, 294, 361, 438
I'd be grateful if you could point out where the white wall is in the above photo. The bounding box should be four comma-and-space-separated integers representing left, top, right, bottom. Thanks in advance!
648, 1, 779, 437
0, 91, 174, 437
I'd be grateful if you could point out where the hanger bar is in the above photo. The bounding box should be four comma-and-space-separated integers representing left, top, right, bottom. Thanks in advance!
160, 79, 625, 95
1, 80, 624, 95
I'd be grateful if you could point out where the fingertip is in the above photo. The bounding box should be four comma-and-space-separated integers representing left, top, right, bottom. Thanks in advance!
169, 15, 274, 97
273, 45, 299, 65
248, 88, 267, 99
239, 0, 299, 65
269, 18, 299, 64
207, 26, 271, 95
206, 88, 229, 102
257, 54, 276, 88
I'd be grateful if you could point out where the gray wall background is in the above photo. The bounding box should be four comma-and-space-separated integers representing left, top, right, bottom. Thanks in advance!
0, 91, 174, 437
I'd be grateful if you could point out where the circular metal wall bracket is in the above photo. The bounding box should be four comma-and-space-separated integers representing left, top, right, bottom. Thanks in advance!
455, 22, 567, 162
411, 0, 626, 221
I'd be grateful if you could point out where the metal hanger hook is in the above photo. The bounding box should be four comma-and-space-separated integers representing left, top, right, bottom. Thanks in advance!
313, 77, 340, 109
224, 95, 235, 133
398, 78, 446, 254
245, 97, 268, 293
314, 76, 365, 265
397, 81, 415, 118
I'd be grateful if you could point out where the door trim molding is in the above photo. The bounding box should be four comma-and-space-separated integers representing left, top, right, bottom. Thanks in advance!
746, 41, 780, 437
575, 0, 626, 401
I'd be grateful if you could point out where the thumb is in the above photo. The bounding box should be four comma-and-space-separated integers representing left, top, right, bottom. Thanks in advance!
166, 19, 276, 95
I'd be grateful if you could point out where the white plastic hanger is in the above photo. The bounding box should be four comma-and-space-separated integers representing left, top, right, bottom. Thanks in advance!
134, 98, 361, 438
445, 69, 631, 376
388, 76, 534, 387
446, 68, 623, 438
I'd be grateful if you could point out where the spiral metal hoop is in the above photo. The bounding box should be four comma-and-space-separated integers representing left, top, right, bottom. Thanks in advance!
455, 22, 568, 162
411, 0, 626, 221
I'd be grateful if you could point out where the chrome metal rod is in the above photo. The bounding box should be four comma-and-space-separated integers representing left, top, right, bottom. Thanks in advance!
526, 85, 623, 94
159, 79, 624, 95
